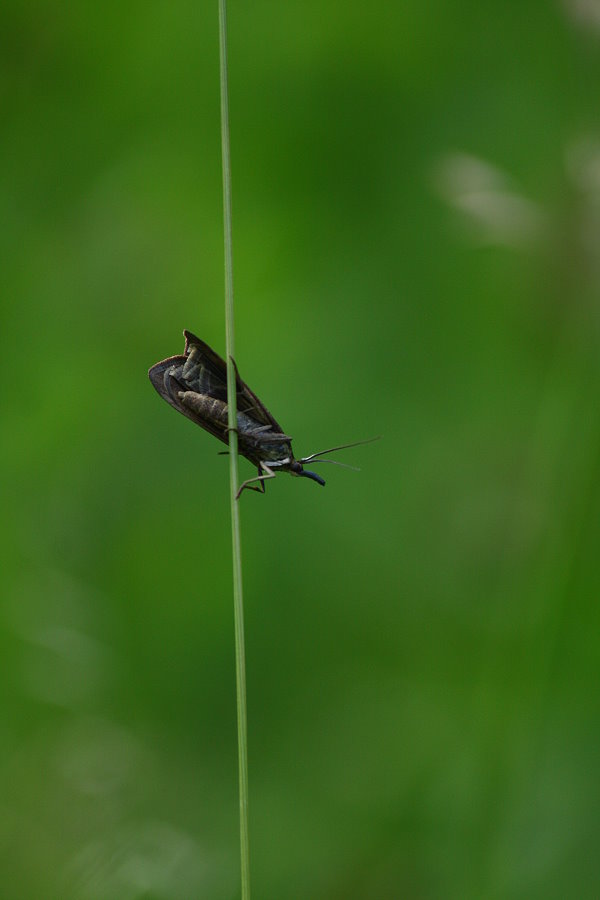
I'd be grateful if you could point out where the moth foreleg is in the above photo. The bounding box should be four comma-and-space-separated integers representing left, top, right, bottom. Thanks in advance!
236, 462, 277, 500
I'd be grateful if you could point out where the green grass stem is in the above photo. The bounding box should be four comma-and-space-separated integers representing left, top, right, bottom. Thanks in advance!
218, 2, 251, 897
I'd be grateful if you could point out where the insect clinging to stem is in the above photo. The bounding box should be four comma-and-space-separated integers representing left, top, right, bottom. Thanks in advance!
148, 330, 379, 499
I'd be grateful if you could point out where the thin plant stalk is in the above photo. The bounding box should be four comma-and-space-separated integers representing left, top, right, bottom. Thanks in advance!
218, 1, 251, 897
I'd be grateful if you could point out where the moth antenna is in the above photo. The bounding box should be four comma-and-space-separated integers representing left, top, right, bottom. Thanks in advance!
307, 459, 361, 472
300, 435, 381, 463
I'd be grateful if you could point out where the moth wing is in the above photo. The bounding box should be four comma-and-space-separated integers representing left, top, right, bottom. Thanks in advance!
148, 354, 229, 445
184, 330, 286, 434
149, 331, 289, 452
148, 355, 185, 408
182, 331, 228, 400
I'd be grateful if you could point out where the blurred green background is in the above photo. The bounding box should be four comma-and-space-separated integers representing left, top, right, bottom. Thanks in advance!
3, 2, 600, 898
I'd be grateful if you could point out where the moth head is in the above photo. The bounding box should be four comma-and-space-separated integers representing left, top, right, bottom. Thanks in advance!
289, 459, 326, 486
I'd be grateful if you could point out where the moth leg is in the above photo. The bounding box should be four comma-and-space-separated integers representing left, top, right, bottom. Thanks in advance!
236, 462, 276, 500
255, 466, 266, 494
240, 469, 265, 495
241, 482, 264, 494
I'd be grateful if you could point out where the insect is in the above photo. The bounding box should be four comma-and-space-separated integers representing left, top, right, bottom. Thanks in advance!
149, 330, 378, 498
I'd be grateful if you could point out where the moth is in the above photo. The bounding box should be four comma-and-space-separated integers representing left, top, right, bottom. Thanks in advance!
149, 330, 378, 498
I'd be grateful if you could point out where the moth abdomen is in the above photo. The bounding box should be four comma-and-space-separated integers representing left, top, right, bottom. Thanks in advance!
177, 391, 270, 438
178, 391, 228, 425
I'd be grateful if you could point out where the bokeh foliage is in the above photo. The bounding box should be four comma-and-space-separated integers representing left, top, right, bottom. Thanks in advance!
2, 2, 600, 897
